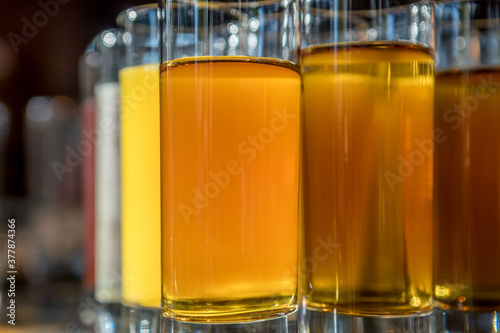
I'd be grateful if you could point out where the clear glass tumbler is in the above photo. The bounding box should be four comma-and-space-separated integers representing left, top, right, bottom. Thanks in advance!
91, 28, 124, 333
77, 40, 100, 330
117, 4, 162, 332
301, 0, 435, 329
434, 1, 500, 331
159, 0, 301, 324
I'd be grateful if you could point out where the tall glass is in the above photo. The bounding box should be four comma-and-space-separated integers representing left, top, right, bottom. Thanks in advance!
117, 4, 161, 331
92, 28, 124, 333
159, 0, 301, 323
434, 1, 500, 331
78, 40, 100, 330
302, 0, 435, 327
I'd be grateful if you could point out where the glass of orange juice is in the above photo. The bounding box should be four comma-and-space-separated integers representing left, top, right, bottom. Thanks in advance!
302, 0, 435, 330
117, 4, 161, 332
159, 0, 301, 326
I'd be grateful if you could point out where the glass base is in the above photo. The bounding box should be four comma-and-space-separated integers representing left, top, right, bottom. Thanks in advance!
78, 290, 99, 329
438, 308, 500, 333
95, 302, 121, 333
121, 305, 161, 333
161, 311, 297, 332
304, 308, 439, 333
163, 296, 297, 323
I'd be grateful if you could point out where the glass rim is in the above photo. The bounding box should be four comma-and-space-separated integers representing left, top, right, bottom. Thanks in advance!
116, 3, 158, 29
159, 0, 297, 10
435, 0, 500, 26
436, 0, 500, 4
93, 28, 124, 50
305, 0, 431, 17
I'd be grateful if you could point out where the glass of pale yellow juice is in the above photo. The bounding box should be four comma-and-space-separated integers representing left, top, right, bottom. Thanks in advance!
302, 0, 435, 330
159, 0, 301, 325
117, 4, 161, 330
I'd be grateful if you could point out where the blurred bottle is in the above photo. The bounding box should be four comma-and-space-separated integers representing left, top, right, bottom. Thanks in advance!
24, 95, 82, 282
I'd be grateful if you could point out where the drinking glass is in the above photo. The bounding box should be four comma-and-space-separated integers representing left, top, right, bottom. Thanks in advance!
301, 0, 435, 329
117, 4, 161, 332
159, 0, 301, 324
434, 1, 500, 331
78, 40, 100, 330
91, 28, 124, 332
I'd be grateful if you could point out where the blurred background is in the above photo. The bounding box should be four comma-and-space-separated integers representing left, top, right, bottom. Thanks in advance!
0, 0, 150, 331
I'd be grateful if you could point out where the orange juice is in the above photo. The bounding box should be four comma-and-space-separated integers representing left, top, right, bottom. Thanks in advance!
160, 57, 300, 321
